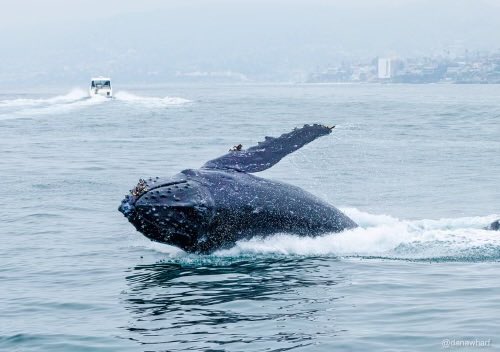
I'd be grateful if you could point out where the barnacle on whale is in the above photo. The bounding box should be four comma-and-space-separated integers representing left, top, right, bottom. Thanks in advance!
130, 179, 148, 197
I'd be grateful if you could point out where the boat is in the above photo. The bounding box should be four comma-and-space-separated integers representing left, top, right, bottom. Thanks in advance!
89, 77, 113, 98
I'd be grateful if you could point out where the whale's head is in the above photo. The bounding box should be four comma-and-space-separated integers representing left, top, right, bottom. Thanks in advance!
119, 175, 214, 252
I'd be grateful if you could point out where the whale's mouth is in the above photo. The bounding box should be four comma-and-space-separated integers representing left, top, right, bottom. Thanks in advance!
119, 193, 200, 251
119, 177, 215, 252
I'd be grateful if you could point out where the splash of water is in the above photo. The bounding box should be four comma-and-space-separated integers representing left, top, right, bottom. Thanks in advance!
114, 91, 191, 107
0, 88, 106, 119
0, 89, 191, 120
0, 88, 88, 108
137, 208, 500, 262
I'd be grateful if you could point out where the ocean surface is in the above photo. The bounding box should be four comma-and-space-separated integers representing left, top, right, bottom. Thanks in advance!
0, 83, 499, 351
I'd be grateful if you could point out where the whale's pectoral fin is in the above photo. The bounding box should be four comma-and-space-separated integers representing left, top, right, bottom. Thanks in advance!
203, 124, 334, 173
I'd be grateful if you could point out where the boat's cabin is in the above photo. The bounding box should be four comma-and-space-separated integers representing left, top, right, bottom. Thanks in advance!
91, 79, 111, 89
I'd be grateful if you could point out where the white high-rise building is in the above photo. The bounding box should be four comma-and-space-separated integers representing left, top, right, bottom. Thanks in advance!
378, 58, 393, 79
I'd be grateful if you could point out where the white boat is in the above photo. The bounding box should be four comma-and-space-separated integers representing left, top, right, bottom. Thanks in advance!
89, 77, 113, 98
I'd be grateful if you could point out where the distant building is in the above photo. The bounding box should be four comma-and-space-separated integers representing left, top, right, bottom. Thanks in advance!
307, 50, 500, 84
378, 58, 393, 79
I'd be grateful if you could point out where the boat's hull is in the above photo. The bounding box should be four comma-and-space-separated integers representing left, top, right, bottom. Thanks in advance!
89, 88, 113, 98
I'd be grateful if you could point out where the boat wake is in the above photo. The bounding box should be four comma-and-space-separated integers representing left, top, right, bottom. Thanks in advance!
0, 89, 105, 119
0, 89, 89, 108
114, 91, 191, 107
138, 208, 500, 262
0, 89, 190, 120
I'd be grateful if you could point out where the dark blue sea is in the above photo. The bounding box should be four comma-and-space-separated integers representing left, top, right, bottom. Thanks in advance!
1, 84, 499, 351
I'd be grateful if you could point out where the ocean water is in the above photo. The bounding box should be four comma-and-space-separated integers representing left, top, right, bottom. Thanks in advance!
0, 84, 499, 351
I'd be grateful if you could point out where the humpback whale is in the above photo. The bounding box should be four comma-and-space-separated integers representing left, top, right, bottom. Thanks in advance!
119, 124, 357, 253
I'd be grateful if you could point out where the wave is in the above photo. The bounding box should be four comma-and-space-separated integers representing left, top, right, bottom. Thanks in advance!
0, 88, 106, 119
0, 88, 88, 108
114, 91, 191, 107
15, 95, 107, 117
138, 208, 500, 262
0, 89, 190, 120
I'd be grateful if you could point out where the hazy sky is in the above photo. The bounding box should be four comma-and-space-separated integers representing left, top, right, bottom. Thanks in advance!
2, 0, 500, 84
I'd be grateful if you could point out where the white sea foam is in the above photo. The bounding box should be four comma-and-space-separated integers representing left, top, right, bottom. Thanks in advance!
138, 208, 500, 261
0, 89, 190, 120
0, 88, 106, 119
16, 94, 108, 116
114, 91, 191, 107
0, 88, 88, 108
213, 209, 500, 260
